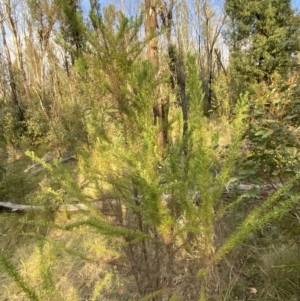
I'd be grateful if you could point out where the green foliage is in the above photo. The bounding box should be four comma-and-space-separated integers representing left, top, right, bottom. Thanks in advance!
225, 0, 300, 90
54, 50, 250, 299
90, 272, 112, 301
51, 101, 89, 151
216, 172, 300, 261
0, 251, 40, 301
186, 54, 204, 111
56, 0, 86, 62
0, 156, 39, 202
36, 241, 56, 295
241, 78, 300, 184
23, 104, 50, 147
64, 216, 147, 240
0, 102, 24, 147
2, 1, 300, 300
211, 73, 233, 117
20, 44, 300, 300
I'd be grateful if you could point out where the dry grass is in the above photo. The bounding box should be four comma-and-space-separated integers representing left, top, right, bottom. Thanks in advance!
0, 211, 127, 301
1, 113, 298, 301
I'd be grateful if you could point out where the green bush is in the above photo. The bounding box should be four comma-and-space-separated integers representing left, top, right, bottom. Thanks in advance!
240, 77, 300, 185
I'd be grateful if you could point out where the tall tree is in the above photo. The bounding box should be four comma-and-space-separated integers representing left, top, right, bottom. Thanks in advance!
26, 0, 59, 120
56, 0, 85, 66
4, 0, 29, 97
159, 1, 189, 142
195, 0, 226, 107
225, 0, 300, 88
0, 4, 24, 122
145, 0, 168, 149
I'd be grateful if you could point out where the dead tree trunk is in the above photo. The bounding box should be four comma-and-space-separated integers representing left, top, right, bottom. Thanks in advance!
4, 0, 29, 97
0, 6, 24, 122
145, 0, 168, 149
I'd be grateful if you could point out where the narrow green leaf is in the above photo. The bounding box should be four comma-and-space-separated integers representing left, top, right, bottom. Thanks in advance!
262, 130, 273, 139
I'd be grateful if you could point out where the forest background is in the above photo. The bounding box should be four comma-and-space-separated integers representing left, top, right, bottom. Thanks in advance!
0, 0, 300, 300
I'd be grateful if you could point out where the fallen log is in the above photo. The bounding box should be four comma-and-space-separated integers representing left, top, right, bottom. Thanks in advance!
24, 155, 77, 175
0, 201, 91, 212
0, 182, 281, 213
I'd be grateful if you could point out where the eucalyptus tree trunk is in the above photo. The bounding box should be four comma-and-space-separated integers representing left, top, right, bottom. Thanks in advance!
0, 6, 24, 122
195, 0, 226, 109
145, 0, 167, 149
160, 0, 188, 142
4, 0, 29, 97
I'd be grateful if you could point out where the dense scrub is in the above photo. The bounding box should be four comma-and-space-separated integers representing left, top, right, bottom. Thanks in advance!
0, 1, 300, 300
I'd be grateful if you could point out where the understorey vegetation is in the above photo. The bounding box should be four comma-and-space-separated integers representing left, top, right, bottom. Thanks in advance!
0, 0, 300, 300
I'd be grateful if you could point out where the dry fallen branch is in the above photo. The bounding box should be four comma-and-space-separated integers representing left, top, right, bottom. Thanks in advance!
24, 154, 77, 175
0, 201, 91, 212
0, 183, 280, 213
